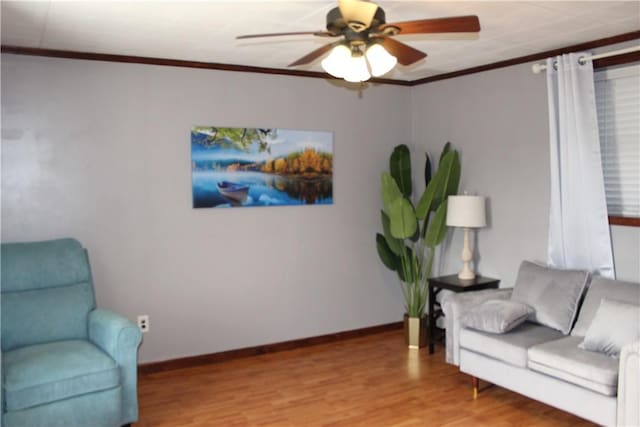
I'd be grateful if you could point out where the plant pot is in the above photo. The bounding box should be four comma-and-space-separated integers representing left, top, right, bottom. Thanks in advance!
403, 313, 428, 349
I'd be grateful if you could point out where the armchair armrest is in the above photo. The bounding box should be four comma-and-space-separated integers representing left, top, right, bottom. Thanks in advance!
441, 288, 513, 365
89, 308, 142, 425
89, 309, 141, 358
617, 341, 640, 427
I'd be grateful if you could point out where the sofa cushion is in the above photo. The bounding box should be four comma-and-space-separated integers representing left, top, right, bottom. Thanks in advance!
462, 299, 534, 334
2, 340, 120, 411
511, 261, 589, 334
579, 299, 640, 357
460, 322, 563, 368
572, 276, 640, 337
528, 336, 618, 396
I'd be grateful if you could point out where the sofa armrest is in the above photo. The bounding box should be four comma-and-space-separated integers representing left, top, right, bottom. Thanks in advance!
441, 288, 513, 366
617, 341, 640, 427
89, 308, 142, 425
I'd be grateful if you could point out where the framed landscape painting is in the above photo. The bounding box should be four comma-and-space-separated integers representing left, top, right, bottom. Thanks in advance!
191, 126, 333, 208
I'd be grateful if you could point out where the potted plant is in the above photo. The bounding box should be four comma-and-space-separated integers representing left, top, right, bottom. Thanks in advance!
376, 143, 460, 348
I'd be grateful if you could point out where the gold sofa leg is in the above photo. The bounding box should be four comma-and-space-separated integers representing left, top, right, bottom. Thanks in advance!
472, 376, 479, 400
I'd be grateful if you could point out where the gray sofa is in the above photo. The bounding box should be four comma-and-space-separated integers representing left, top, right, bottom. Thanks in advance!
442, 263, 640, 427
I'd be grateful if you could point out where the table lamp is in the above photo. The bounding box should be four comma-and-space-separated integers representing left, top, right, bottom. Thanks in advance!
446, 195, 487, 280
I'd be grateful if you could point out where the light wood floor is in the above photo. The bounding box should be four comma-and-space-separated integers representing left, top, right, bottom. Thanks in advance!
135, 330, 595, 426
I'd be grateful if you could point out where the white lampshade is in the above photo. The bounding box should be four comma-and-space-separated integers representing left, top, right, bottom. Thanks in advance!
321, 44, 351, 78
343, 54, 371, 82
365, 44, 397, 77
447, 195, 486, 280
446, 195, 486, 228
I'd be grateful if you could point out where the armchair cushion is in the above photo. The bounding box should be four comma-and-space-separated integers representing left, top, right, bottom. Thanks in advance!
2, 340, 119, 412
0, 239, 91, 292
1, 238, 96, 351
2, 282, 94, 352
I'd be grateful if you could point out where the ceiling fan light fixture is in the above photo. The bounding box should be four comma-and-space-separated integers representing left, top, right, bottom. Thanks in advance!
365, 43, 397, 77
343, 53, 371, 82
238, 1, 482, 78
321, 44, 351, 78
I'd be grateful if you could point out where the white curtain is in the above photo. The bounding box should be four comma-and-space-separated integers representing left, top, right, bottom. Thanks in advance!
546, 52, 615, 278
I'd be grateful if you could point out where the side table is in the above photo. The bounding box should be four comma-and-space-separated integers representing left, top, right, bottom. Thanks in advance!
428, 274, 500, 354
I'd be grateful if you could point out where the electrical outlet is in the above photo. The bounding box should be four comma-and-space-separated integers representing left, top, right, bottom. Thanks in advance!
137, 315, 149, 333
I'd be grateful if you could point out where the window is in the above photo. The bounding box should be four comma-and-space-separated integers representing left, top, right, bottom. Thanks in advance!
594, 64, 640, 225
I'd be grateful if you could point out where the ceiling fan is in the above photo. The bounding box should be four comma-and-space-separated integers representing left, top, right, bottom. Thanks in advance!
237, 0, 480, 82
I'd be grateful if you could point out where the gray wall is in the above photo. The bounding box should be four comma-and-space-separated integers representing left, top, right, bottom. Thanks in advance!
1, 55, 408, 363
411, 61, 640, 286
2, 51, 638, 363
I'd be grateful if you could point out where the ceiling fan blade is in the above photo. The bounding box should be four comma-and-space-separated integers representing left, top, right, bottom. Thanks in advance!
338, 0, 378, 32
381, 15, 480, 35
237, 31, 333, 40
288, 42, 340, 67
379, 37, 427, 66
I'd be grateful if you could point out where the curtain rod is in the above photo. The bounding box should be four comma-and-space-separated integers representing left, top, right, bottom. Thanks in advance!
531, 45, 640, 74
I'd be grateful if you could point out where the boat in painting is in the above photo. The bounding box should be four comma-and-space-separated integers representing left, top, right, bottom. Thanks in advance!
217, 181, 249, 205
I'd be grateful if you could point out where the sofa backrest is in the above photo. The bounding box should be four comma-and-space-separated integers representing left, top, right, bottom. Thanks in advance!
1, 238, 96, 351
571, 276, 640, 337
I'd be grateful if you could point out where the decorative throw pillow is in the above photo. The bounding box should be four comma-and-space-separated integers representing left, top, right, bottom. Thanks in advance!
579, 299, 640, 357
462, 299, 534, 334
510, 261, 590, 334
571, 276, 640, 337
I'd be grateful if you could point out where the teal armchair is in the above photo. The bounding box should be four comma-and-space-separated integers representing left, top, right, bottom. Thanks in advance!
1, 239, 142, 427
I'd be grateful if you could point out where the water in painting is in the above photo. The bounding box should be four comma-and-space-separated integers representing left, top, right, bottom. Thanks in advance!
191, 127, 333, 208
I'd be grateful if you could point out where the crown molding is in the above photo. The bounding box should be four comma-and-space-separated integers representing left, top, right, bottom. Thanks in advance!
410, 30, 640, 85
0, 45, 412, 87
2, 30, 639, 87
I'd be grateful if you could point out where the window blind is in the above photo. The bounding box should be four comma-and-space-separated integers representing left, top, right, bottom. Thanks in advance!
594, 64, 640, 218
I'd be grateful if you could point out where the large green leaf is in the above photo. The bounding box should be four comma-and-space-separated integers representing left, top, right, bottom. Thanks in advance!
376, 233, 400, 271
388, 197, 418, 239
381, 210, 402, 255
444, 151, 461, 198
439, 141, 452, 165
409, 219, 420, 242
425, 202, 449, 247
424, 153, 432, 188
432, 150, 460, 209
416, 149, 460, 220
417, 151, 454, 218
420, 215, 430, 239
390, 144, 412, 197
381, 172, 402, 215
415, 178, 437, 220
402, 199, 420, 242
396, 246, 417, 283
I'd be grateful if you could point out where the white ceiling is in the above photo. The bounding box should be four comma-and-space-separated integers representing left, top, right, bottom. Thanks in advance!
2, 1, 639, 81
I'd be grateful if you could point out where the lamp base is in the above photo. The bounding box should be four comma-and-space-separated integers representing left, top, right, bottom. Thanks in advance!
458, 269, 476, 281
458, 227, 476, 281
